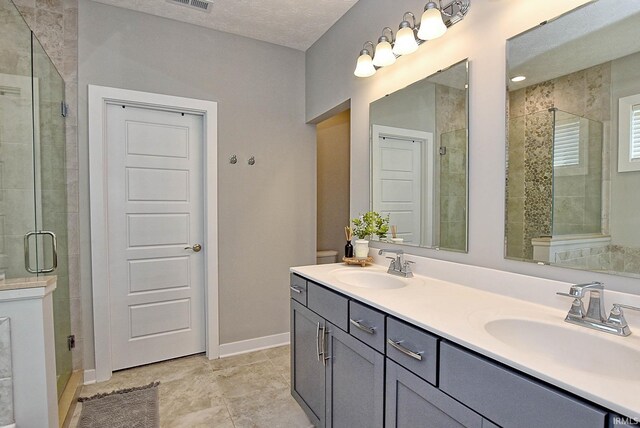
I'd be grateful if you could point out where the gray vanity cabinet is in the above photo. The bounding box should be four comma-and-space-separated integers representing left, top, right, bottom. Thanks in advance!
386, 359, 492, 428
291, 273, 629, 428
291, 276, 384, 428
325, 322, 384, 428
291, 300, 326, 427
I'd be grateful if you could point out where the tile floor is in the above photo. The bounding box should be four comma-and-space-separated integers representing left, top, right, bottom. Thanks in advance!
68, 345, 313, 428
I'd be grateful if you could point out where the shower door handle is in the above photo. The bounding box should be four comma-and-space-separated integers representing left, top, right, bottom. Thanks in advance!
24, 230, 58, 274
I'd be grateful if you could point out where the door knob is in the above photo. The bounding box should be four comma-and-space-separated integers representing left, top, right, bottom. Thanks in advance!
185, 244, 202, 252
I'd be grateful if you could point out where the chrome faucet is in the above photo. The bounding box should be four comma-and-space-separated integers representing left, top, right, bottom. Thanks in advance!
557, 282, 640, 336
378, 249, 413, 278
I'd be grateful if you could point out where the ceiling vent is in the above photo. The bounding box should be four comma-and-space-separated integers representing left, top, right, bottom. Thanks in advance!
167, 0, 213, 12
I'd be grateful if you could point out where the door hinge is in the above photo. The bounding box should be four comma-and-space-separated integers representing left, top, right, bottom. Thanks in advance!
67, 334, 76, 350
61, 101, 69, 118
439, 146, 447, 156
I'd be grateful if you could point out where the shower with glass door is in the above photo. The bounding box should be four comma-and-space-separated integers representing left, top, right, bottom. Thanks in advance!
506, 106, 604, 263
1, 0, 73, 398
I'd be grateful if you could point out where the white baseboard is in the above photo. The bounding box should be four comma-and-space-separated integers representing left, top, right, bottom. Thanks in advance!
83, 333, 290, 380
83, 369, 96, 385
217, 332, 290, 358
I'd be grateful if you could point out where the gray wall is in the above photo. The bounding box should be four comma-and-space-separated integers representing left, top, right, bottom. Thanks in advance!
306, 0, 640, 294
78, 0, 315, 368
369, 83, 436, 133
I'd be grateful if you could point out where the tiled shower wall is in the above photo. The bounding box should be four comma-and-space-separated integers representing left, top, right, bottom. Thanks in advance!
12, 0, 81, 370
506, 63, 611, 259
436, 85, 467, 251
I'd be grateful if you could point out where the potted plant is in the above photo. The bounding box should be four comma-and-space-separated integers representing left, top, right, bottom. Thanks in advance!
351, 211, 390, 258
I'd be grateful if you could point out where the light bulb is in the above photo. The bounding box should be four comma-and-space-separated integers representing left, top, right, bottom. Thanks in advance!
372, 37, 396, 67
418, 3, 447, 41
393, 25, 419, 56
354, 51, 376, 78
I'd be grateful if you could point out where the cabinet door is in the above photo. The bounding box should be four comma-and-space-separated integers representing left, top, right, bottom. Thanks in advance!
386, 359, 483, 428
291, 300, 326, 427
325, 323, 384, 428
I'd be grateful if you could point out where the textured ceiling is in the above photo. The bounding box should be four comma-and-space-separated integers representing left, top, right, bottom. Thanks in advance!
89, 0, 360, 51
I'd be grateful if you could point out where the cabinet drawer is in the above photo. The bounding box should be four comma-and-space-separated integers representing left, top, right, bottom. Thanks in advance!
290, 274, 307, 305
307, 281, 348, 331
386, 317, 439, 385
349, 301, 385, 353
386, 359, 483, 428
440, 342, 608, 428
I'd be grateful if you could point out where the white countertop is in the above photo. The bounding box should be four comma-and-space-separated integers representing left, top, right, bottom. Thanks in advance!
291, 261, 640, 420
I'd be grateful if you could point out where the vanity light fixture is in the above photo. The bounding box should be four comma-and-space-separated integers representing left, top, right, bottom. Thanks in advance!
354, 0, 471, 78
511, 75, 526, 82
372, 28, 397, 67
417, 2, 447, 41
393, 13, 419, 56
354, 41, 377, 77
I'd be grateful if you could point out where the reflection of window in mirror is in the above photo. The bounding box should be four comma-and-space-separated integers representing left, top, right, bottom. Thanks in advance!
553, 112, 588, 177
618, 93, 640, 172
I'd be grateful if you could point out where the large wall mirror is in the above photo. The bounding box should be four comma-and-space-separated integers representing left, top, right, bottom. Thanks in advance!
370, 59, 468, 252
505, 0, 640, 278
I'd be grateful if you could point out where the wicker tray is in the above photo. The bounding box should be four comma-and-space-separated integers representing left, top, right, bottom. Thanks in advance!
342, 256, 374, 267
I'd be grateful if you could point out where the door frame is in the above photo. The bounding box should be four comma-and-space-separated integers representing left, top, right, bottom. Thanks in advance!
88, 85, 219, 382
371, 125, 434, 247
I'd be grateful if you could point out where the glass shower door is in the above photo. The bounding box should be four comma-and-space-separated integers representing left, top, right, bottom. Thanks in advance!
2, 0, 72, 399
0, 0, 39, 281
32, 33, 72, 397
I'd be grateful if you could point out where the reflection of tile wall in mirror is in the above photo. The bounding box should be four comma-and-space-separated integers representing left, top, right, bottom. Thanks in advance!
505, 0, 640, 278
439, 128, 467, 251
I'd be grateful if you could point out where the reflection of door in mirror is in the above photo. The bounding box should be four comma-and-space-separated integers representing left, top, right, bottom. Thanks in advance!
371, 125, 433, 246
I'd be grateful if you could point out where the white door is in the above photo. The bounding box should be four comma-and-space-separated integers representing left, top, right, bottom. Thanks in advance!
372, 135, 422, 244
106, 104, 205, 370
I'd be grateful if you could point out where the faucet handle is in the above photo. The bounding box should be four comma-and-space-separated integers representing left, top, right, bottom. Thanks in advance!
401, 260, 414, 277
613, 303, 640, 312
607, 304, 640, 336
556, 292, 586, 318
608, 303, 640, 324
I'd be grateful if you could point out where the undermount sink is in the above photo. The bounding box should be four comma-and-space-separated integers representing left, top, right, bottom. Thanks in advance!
484, 318, 640, 380
331, 269, 411, 289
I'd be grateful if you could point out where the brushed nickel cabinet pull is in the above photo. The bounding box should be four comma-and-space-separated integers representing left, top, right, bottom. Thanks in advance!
388, 339, 423, 361
350, 318, 376, 334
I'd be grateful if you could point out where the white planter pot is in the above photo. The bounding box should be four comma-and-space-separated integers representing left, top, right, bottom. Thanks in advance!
354, 239, 370, 258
